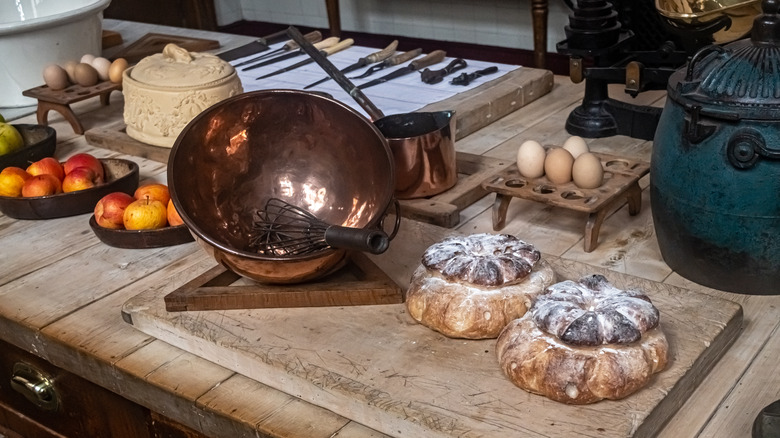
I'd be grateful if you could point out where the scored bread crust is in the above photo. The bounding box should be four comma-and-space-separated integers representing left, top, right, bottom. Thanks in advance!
496, 307, 669, 404
405, 257, 556, 339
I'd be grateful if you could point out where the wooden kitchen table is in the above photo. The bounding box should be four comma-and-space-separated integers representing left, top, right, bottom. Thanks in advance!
1, 20, 778, 438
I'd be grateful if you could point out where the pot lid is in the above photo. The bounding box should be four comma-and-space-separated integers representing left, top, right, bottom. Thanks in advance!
129, 43, 235, 88
668, 0, 780, 119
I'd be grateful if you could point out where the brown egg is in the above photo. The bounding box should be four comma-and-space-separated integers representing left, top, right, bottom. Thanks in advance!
108, 58, 129, 84
42, 64, 69, 90
73, 62, 98, 87
572, 152, 604, 189
62, 60, 79, 83
544, 147, 574, 185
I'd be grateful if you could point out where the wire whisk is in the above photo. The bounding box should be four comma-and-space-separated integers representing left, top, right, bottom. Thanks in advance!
249, 198, 390, 256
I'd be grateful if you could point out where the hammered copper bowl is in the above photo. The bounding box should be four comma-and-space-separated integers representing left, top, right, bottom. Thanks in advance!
168, 89, 396, 284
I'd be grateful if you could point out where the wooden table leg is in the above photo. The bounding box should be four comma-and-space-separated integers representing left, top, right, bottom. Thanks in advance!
325, 0, 341, 37
625, 182, 643, 216
491, 194, 513, 231
36, 101, 84, 135
532, 0, 549, 69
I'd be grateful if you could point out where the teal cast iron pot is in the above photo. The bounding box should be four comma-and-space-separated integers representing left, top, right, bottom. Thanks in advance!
650, 1, 780, 294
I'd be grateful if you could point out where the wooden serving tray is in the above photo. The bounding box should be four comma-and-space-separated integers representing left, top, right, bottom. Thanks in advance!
481, 152, 650, 252
122, 254, 743, 438
110, 33, 220, 63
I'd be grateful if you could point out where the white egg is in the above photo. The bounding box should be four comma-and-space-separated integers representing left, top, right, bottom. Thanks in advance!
562, 135, 590, 159
91, 57, 112, 81
80, 53, 96, 65
516, 140, 546, 179
572, 152, 604, 189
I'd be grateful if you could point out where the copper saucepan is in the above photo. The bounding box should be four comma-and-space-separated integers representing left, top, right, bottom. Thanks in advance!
287, 26, 458, 200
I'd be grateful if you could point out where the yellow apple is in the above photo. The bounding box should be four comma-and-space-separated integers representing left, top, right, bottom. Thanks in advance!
123, 197, 168, 230
134, 183, 170, 206
0, 167, 32, 197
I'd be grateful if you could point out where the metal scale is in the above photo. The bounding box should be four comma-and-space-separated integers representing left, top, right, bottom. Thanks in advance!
555, 0, 757, 140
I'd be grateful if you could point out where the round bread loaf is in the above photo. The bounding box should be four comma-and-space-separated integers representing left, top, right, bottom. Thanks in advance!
405, 233, 556, 339
496, 274, 668, 404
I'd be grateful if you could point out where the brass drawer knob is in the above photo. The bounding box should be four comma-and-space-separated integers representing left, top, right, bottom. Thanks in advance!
10, 362, 59, 411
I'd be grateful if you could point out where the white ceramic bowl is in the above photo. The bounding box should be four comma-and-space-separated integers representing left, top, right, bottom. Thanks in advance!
0, 0, 110, 108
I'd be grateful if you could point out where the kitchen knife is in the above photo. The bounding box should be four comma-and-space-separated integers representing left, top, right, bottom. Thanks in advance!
233, 31, 322, 66
241, 36, 339, 72
255, 38, 355, 80
349, 48, 423, 79
358, 50, 447, 90
217, 29, 289, 62
303, 40, 399, 89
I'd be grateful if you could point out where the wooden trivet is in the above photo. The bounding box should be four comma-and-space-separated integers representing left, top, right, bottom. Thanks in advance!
22, 81, 122, 135
481, 152, 650, 252
111, 33, 220, 63
163, 252, 403, 311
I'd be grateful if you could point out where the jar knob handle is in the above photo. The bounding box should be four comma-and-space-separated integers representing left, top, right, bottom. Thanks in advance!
162, 44, 193, 63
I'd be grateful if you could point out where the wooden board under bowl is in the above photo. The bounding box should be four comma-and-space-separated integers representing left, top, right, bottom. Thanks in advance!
110, 33, 220, 63
122, 254, 743, 438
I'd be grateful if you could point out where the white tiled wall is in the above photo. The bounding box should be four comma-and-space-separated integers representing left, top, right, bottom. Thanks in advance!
214, 0, 571, 53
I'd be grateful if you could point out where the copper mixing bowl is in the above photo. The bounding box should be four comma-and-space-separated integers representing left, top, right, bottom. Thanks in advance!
655, 0, 762, 44
168, 90, 396, 284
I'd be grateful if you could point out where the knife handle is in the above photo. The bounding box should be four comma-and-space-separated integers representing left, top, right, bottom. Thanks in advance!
365, 40, 399, 64
314, 36, 341, 50
323, 38, 354, 56
282, 30, 323, 50
410, 50, 447, 70
386, 48, 423, 66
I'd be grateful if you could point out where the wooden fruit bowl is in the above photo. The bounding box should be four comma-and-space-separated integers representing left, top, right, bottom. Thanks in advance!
89, 215, 194, 249
0, 158, 139, 220
0, 124, 57, 171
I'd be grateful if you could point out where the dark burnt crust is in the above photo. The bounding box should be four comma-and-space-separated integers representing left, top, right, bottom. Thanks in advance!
420, 233, 541, 287
532, 274, 660, 346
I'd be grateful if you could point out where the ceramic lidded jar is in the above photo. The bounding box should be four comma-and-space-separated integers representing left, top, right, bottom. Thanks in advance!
650, 0, 780, 294
122, 43, 243, 147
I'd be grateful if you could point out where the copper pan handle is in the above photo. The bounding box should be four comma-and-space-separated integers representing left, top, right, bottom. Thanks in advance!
286, 26, 386, 121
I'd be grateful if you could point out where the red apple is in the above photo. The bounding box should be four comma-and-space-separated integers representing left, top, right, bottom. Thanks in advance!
134, 183, 170, 205
26, 157, 65, 181
21, 174, 62, 197
64, 153, 104, 183
0, 166, 32, 197
123, 197, 168, 230
62, 166, 99, 193
94, 192, 134, 229
167, 199, 184, 226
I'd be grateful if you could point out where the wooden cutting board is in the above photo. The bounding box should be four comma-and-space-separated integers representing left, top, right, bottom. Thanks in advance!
122, 251, 742, 438
111, 33, 220, 63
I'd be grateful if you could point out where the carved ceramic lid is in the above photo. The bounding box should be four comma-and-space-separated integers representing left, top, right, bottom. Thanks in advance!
130, 43, 236, 88
668, 0, 780, 119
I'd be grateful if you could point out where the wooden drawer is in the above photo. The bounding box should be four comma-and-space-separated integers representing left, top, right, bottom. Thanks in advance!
0, 339, 205, 438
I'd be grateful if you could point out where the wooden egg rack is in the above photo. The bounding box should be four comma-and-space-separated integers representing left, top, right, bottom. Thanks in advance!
22, 81, 122, 135
480, 152, 650, 252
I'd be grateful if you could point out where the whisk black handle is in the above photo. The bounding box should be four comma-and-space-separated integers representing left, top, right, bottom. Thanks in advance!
324, 226, 390, 254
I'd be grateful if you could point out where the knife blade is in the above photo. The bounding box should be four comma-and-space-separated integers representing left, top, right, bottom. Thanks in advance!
349, 48, 422, 79
450, 66, 499, 85
358, 50, 447, 90
233, 31, 322, 66
241, 35, 339, 72
302, 40, 399, 89
255, 38, 355, 80
217, 29, 289, 62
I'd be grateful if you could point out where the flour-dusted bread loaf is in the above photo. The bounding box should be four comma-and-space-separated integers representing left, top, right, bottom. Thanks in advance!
496, 274, 668, 404
405, 233, 556, 339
